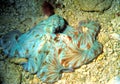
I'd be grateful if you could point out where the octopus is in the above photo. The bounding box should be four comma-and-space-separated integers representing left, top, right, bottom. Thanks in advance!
0, 1, 102, 83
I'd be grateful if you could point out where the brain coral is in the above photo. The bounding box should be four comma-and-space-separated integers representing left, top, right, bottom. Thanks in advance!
0, 15, 102, 83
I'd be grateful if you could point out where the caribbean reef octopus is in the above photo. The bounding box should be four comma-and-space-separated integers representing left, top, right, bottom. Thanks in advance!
0, 1, 103, 83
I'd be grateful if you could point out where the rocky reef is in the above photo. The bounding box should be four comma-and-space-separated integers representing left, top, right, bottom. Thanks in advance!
0, 0, 120, 84
78, 0, 113, 12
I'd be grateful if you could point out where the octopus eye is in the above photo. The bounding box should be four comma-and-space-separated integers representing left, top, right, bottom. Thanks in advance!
15, 35, 19, 40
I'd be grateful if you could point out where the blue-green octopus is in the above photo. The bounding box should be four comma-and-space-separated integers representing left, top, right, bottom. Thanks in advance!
0, 14, 102, 83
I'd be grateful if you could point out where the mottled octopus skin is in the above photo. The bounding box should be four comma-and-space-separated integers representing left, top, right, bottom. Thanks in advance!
0, 14, 102, 83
